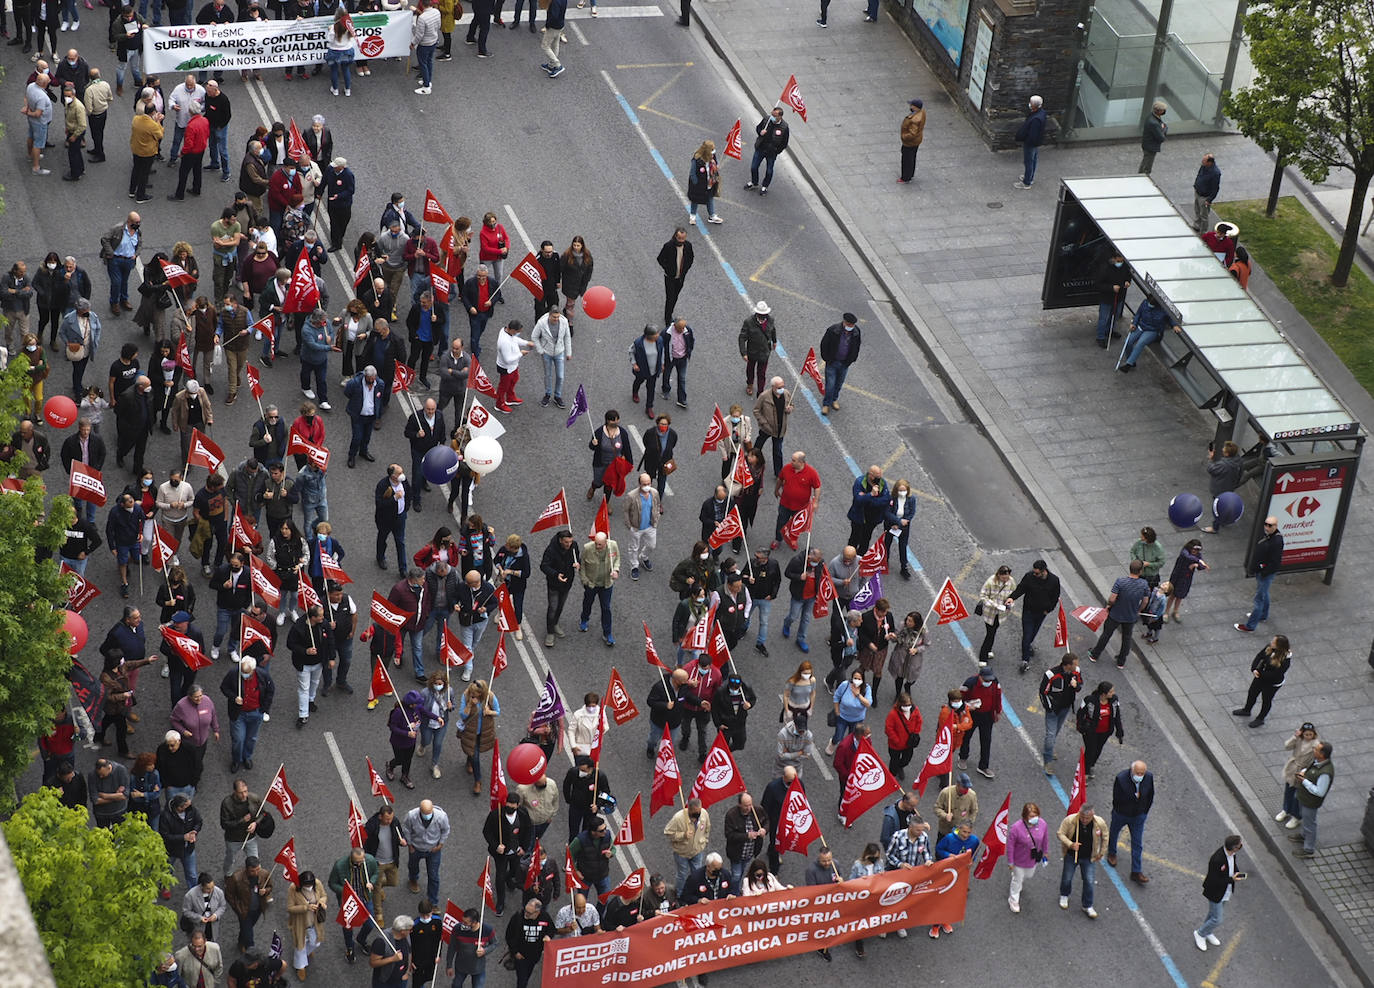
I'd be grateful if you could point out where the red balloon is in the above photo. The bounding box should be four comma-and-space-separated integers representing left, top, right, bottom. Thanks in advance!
506, 742, 548, 785
43, 395, 79, 430
62, 610, 88, 655
581, 285, 617, 320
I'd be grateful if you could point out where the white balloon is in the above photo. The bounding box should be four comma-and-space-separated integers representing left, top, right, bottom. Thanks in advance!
465, 435, 504, 476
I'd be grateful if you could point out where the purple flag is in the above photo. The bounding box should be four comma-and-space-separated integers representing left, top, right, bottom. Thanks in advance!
530, 671, 567, 729
565, 383, 588, 429
851, 571, 883, 612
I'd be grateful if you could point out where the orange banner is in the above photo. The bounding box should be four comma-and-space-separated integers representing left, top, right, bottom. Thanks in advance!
541, 853, 970, 986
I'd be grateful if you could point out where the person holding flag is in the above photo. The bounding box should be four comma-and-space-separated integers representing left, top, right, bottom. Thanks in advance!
1007, 558, 1063, 673
446, 907, 496, 988
773, 450, 820, 549
746, 106, 791, 195
484, 792, 534, 914
459, 680, 500, 796
287, 605, 334, 729
220, 656, 273, 772
368, 914, 414, 988
328, 847, 379, 963
1057, 803, 1108, 918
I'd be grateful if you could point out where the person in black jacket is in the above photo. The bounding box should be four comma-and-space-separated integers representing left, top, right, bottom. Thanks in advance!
712, 674, 756, 752
646, 667, 692, 757
201, 77, 232, 179
1006, 559, 1062, 673
561, 756, 612, 844
374, 463, 412, 578
1192, 153, 1222, 233
818, 313, 860, 416
1237, 516, 1283, 634
287, 605, 333, 728
59, 514, 102, 575
1094, 251, 1130, 347
655, 228, 694, 328
323, 158, 355, 253
484, 793, 534, 913
567, 814, 614, 897
1194, 835, 1244, 951
60, 418, 106, 523
761, 766, 801, 873
114, 375, 153, 473
402, 397, 445, 513
1038, 652, 1081, 768
504, 896, 554, 988
1108, 759, 1155, 886
746, 107, 790, 194
1231, 634, 1291, 727
1014, 95, 1047, 189
1076, 681, 1123, 778
742, 546, 781, 657
211, 553, 251, 661
539, 529, 579, 648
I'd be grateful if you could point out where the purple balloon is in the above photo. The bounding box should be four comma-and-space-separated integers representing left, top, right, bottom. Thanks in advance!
1168, 493, 1203, 528
1214, 491, 1245, 525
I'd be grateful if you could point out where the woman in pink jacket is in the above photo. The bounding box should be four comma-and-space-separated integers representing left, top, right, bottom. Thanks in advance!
1006, 800, 1050, 914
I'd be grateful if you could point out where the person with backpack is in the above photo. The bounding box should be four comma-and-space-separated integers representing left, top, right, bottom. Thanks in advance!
1038, 653, 1081, 772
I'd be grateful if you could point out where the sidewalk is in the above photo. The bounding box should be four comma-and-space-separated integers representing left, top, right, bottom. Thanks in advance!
690, 0, 1374, 980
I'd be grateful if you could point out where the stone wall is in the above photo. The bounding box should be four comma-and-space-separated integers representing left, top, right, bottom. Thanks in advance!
0, 830, 57, 988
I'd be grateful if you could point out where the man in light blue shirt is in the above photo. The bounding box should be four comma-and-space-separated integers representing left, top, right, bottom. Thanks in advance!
624, 473, 660, 581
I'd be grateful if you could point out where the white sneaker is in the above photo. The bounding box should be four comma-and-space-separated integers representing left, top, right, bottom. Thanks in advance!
432, 765, 441, 779
302, 389, 317, 400
1286, 817, 1301, 829
161, 664, 170, 678
515, 629, 523, 641
1193, 931, 1207, 952
1275, 810, 1290, 823
414, 85, 432, 94
211, 647, 220, 660
60, 21, 69, 30
319, 401, 332, 411
171, 554, 180, 567
1206, 934, 1221, 946
1084, 907, 1098, 919
462, 667, 472, 682
277, 611, 286, 626
262, 713, 270, 722
1008, 898, 1020, 913
895, 929, 907, 939
688, 215, 697, 225
1059, 896, 1069, 909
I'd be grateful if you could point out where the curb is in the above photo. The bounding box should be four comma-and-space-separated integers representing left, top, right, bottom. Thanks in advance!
687, 6, 1374, 984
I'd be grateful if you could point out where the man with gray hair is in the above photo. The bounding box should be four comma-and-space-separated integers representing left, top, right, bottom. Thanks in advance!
23, 71, 54, 176
344, 365, 386, 468
369, 914, 414, 984
1013, 95, 1046, 190
1140, 100, 1168, 175
60, 81, 88, 182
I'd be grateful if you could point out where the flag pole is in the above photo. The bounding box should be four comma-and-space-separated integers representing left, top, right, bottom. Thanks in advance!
378, 655, 417, 734
723, 443, 743, 516
242, 763, 284, 849
478, 857, 489, 931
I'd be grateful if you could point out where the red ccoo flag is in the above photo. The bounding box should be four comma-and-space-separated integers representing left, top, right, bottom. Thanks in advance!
1054, 600, 1069, 649
564, 846, 587, 893
423, 189, 453, 226
599, 867, 647, 904
249, 555, 282, 608
531, 488, 570, 533
811, 564, 837, 619
320, 553, 351, 586
723, 119, 743, 160
932, 577, 970, 624
283, 247, 320, 314
392, 362, 416, 395
160, 257, 196, 290
287, 429, 330, 471
801, 346, 825, 396
779, 74, 808, 122
643, 622, 667, 670
68, 461, 107, 507
239, 614, 273, 656
186, 428, 225, 472
489, 738, 508, 811
588, 496, 610, 540
615, 793, 644, 845
467, 357, 499, 398
430, 266, 453, 304
478, 859, 498, 912
688, 733, 747, 809
491, 632, 508, 679
524, 841, 544, 890
264, 766, 300, 819
162, 626, 213, 670
245, 362, 265, 401
1067, 748, 1087, 815
297, 580, 322, 615
914, 722, 954, 797
973, 792, 1012, 880
366, 755, 395, 803
368, 656, 393, 704
700, 404, 728, 454
348, 800, 367, 848
176, 332, 195, 378
440, 900, 464, 944
493, 583, 519, 633
781, 501, 813, 550
604, 668, 639, 724
650, 724, 682, 816
707, 506, 744, 550
61, 563, 100, 612
249, 313, 277, 354
837, 735, 901, 828
370, 591, 412, 634
232, 504, 262, 551
275, 837, 300, 885
774, 777, 822, 855
1072, 604, 1107, 633
286, 118, 308, 161
336, 880, 371, 929
508, 252, 546, 300
441, 622, 472, 669
353, 247, 371, 289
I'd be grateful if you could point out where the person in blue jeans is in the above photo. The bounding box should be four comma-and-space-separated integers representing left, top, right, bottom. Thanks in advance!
222, 656, 272, 772
1236, 517, 1283, 632
1013, 95, 1046, 189
1094, 252, 1130, 346
826, 670, 871, 754
818, 312, 861, 416
1118, 295, 1181, 371
1107, 761, 1154, 883
1058, 805, 1106, 917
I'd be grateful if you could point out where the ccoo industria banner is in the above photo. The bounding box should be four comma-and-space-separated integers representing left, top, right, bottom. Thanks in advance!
142, 12, 409, 74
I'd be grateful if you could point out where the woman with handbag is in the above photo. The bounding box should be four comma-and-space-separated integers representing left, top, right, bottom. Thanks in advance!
286, 869, 328, 981
686, 140, 723, 225
888, 609, 928, 700
730, 447, 767, 542
1232, 634, 1291, 728
976, 565, 1016, 663
58, 297, 101, 397
459, 679, 500, 795
134, 251, 173, 338
638, 412, 678, 500
1164, 538, 1208, 622
1006, 801, 1050, 913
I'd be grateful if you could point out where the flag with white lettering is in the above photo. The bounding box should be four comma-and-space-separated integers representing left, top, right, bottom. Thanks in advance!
650, 724, 681, 816
687, 733, 747, 809
186, 428, 225, 472
529, 672, 566, 729
282, 246, 320, 313
779, 74, 808, 122
973, 792, 1012, 880
531, 488, 569, 533
467, 358, 498, 398
68, 461, 107, 507
508, 252, 546, 300
265, 766, 299, 819
604, 667, 639, 724
724, 119, 743, 160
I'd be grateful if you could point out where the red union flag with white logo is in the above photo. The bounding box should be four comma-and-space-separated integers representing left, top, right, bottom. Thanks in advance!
915, 722, 954, 796
287, 118, 308, 161
320, 553, 351, 586
973, 792, 1012, 880
441, 622, 472, 669
163, 625, 213, 670
643, 622, 667, 670
707, 506, 744, 550
61, 563, 101, 612
494, 583, 518, 633
468, 358, 499, 398
287, 429, 330, 470
531, 488, 570, 533
723, 119, 743, 160
491, 632, 508, 679
837, 736, 901, 828
801, 346, 825, 395
366, 755, 395, 803
1068, 748, 1087, 815
730, 453, 754, 491
811, 565, 837, 619
250, 313, 276, 352
564, 846, 587, 893
392, 362, 416, 394
650, 724, 681, 816
348, 799, 367, 848
283, 247, 320, 314
424, 189, 453, 226
700, 404, 728, 454
176, 332, 195, 378
265, 766, 299, 819
688, 733, 746, 809
232, 505, 262, 551
858, 538, 887, 577
440, 900, 463, 945
245, 362, 265, 401
932, 577, 969, 625
353, 247, 371, 289
478, 859, 498, 912
297, 580, 322, 615
160, 257, 196, 289
781, 501, 813, 550
615, 793, 644, 846
336, 881, 371, 930
275, 837, 300, 884
370, 591, 412, 633
68, 461, 107, 507
430, 266, 453, 304
687, 603, 714, 652
779, 74, 808, 122
774, 777, 822, 855
599, 867, 647, 904
509, 252, 546, 300
249, 555, 281, 608
1054, 601, 1069, 648
1072, 604, 1107, 633
604, 667, 639, 724
186, 428, 225, 472
467, 397, 507, 440
240, 614, 273, 655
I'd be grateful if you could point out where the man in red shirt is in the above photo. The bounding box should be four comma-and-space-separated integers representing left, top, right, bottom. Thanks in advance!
170, 104, 211, 201
772, 450, 820, 549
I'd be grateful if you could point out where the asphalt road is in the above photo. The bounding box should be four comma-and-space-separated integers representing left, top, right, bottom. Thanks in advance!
7, 8, 1358, 987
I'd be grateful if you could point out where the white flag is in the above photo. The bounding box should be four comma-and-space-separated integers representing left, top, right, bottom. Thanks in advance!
466, 397, 507, 440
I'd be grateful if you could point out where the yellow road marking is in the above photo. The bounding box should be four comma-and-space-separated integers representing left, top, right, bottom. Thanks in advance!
750, 276, 834, 311
842, 384, 912, 412
1201, 925, 1244, 987
880, 443, 907, 474
638, 67, 689, 111
635, 104, 716, 133
749, 226, 805, 282
955, 548, 983, 586
616, 61, 695, 68
1141, 850, 1206, 880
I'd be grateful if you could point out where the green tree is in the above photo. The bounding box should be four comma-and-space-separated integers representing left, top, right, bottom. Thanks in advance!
4, 787, 175, 987
1225, 0, 1374, 286
0, 357, 75, 811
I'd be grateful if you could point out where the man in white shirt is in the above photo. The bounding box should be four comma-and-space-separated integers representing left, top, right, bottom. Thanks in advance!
493, 320, 534, 414
167, 73, 205, 164
554, 892, 601, 937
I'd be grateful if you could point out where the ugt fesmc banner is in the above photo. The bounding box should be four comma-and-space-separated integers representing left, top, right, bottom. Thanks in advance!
542, 854, 970, 986
142, 12, 409, 74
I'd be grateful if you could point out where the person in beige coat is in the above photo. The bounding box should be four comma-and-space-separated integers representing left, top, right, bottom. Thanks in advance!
1057, 805, 1108, 917
664, 798, 711, 895
1276, 722, 1321, 830
174, 931, 224, 988
170, 378, 214, 466
287, 870, 328, 980
899, 98, 926, 183
934, 774, 979, 838
751, 379, 792, 478
623, 473, 661, 580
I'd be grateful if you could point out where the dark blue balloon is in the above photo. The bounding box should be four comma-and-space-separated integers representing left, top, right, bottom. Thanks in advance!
1214, 491, 1245, 525
422, 445, 459, 486
1168, 493, 1203, 528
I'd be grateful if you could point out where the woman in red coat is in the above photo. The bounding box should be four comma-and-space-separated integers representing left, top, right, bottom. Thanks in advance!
884, 692, 922, 780
478, 211, 509, 304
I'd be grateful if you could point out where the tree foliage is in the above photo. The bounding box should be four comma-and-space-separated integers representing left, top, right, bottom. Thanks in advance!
1225, 0, 1374, 286
4, 788, 176, 987
0, 357, 75, 812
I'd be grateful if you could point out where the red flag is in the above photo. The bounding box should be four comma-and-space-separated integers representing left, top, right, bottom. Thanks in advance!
392, 362, 416, 395
688, 733, 747, 809
615, 793, 644, 846
423, 189, 453, 226
467, 357, 499, 398
147, 525, 178, 573
440, 900, 464, 944
283, 247, 320, 314
249, 555, 281, 608
723, 119, 743, 160
700, 404, 728, 454
250, 313, 276, 353
61, 562, 101, 612
67, 460, 107, 507
589, 703, 608, 766
837, 736, 902, 828
858, 538, 887, 577
707, 506, 744, 550
186, 428, 224, 472
336, 880, 371, 929
1067, 748, 1087, 815
489, 738, 508, 810
353, 247, 371, 289
232, 504, 262, 551
730, 452, 754, 490
524, 841, 544, 890
176, 332, 195, 378
493, 584, 519, 633
370, 591, 412, 633
914, 722, 954, 797
287, 118, 308, 160
599, 867, 647, 904
932, 577, 970, 625
687, 603, 714, 652
774, 778, 822, 855
779, 74, 808, 122
441, 622, 472, 669
160, 257, 196, 289
801, 346, 825, 395
368, 656, 393, 704
588, 496, 610, 540
264, 766, 300, 819
1071, 605, 1108, 633
531, 489, 570, 533
366, 755, 396, 803
643, 623, 667, 670
604, 668, 639, 724
287, 429, 331, 471
706, 622, 731, 671
491, 632, 508, 679
239, 614, 273, 656
430, 266, 453, 304
1054, 601, 1068, 649
275, 837, 300, 885
320, 554, 351, 586
781, 502, 813, 550
564, 846, 587, 894
297, 580, 322, 615
508, 252, 546, 300
245, 362, 265, 401
348, 800, 367, 848
478, 859, 498, 912
162, 625, 213, 670
811, 564, 837, 619
973, 792, 1012, 880
649, 724, 681, 816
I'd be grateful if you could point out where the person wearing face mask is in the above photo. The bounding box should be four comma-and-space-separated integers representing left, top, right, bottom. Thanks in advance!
1075, 681, 1124, 779
932, 689, 974, 789
106, 492, 146, 598
266, 156, 303, 240
1005, 801, 1050, 913
211, 551, 251, 661
1094, 251, 1130, 348
669, 539, 717, 603
1107, 759, 1154, 885
220, 656, 274, 772
1012, 95, 1046, 190
375, 464, 413, 578
826, 670, 871, 757
958, 663, 1003, 779
216, 293, 249, 404
883, 691, 921, 779
818, 312, 861, 415
698, 483, 730, 558
577, 532, 620, 647
171, 377, 213, 465
632, 414, 675, 502
671, 584, 709, 667
60, 81, 87, 182
2, 263, 34, 353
